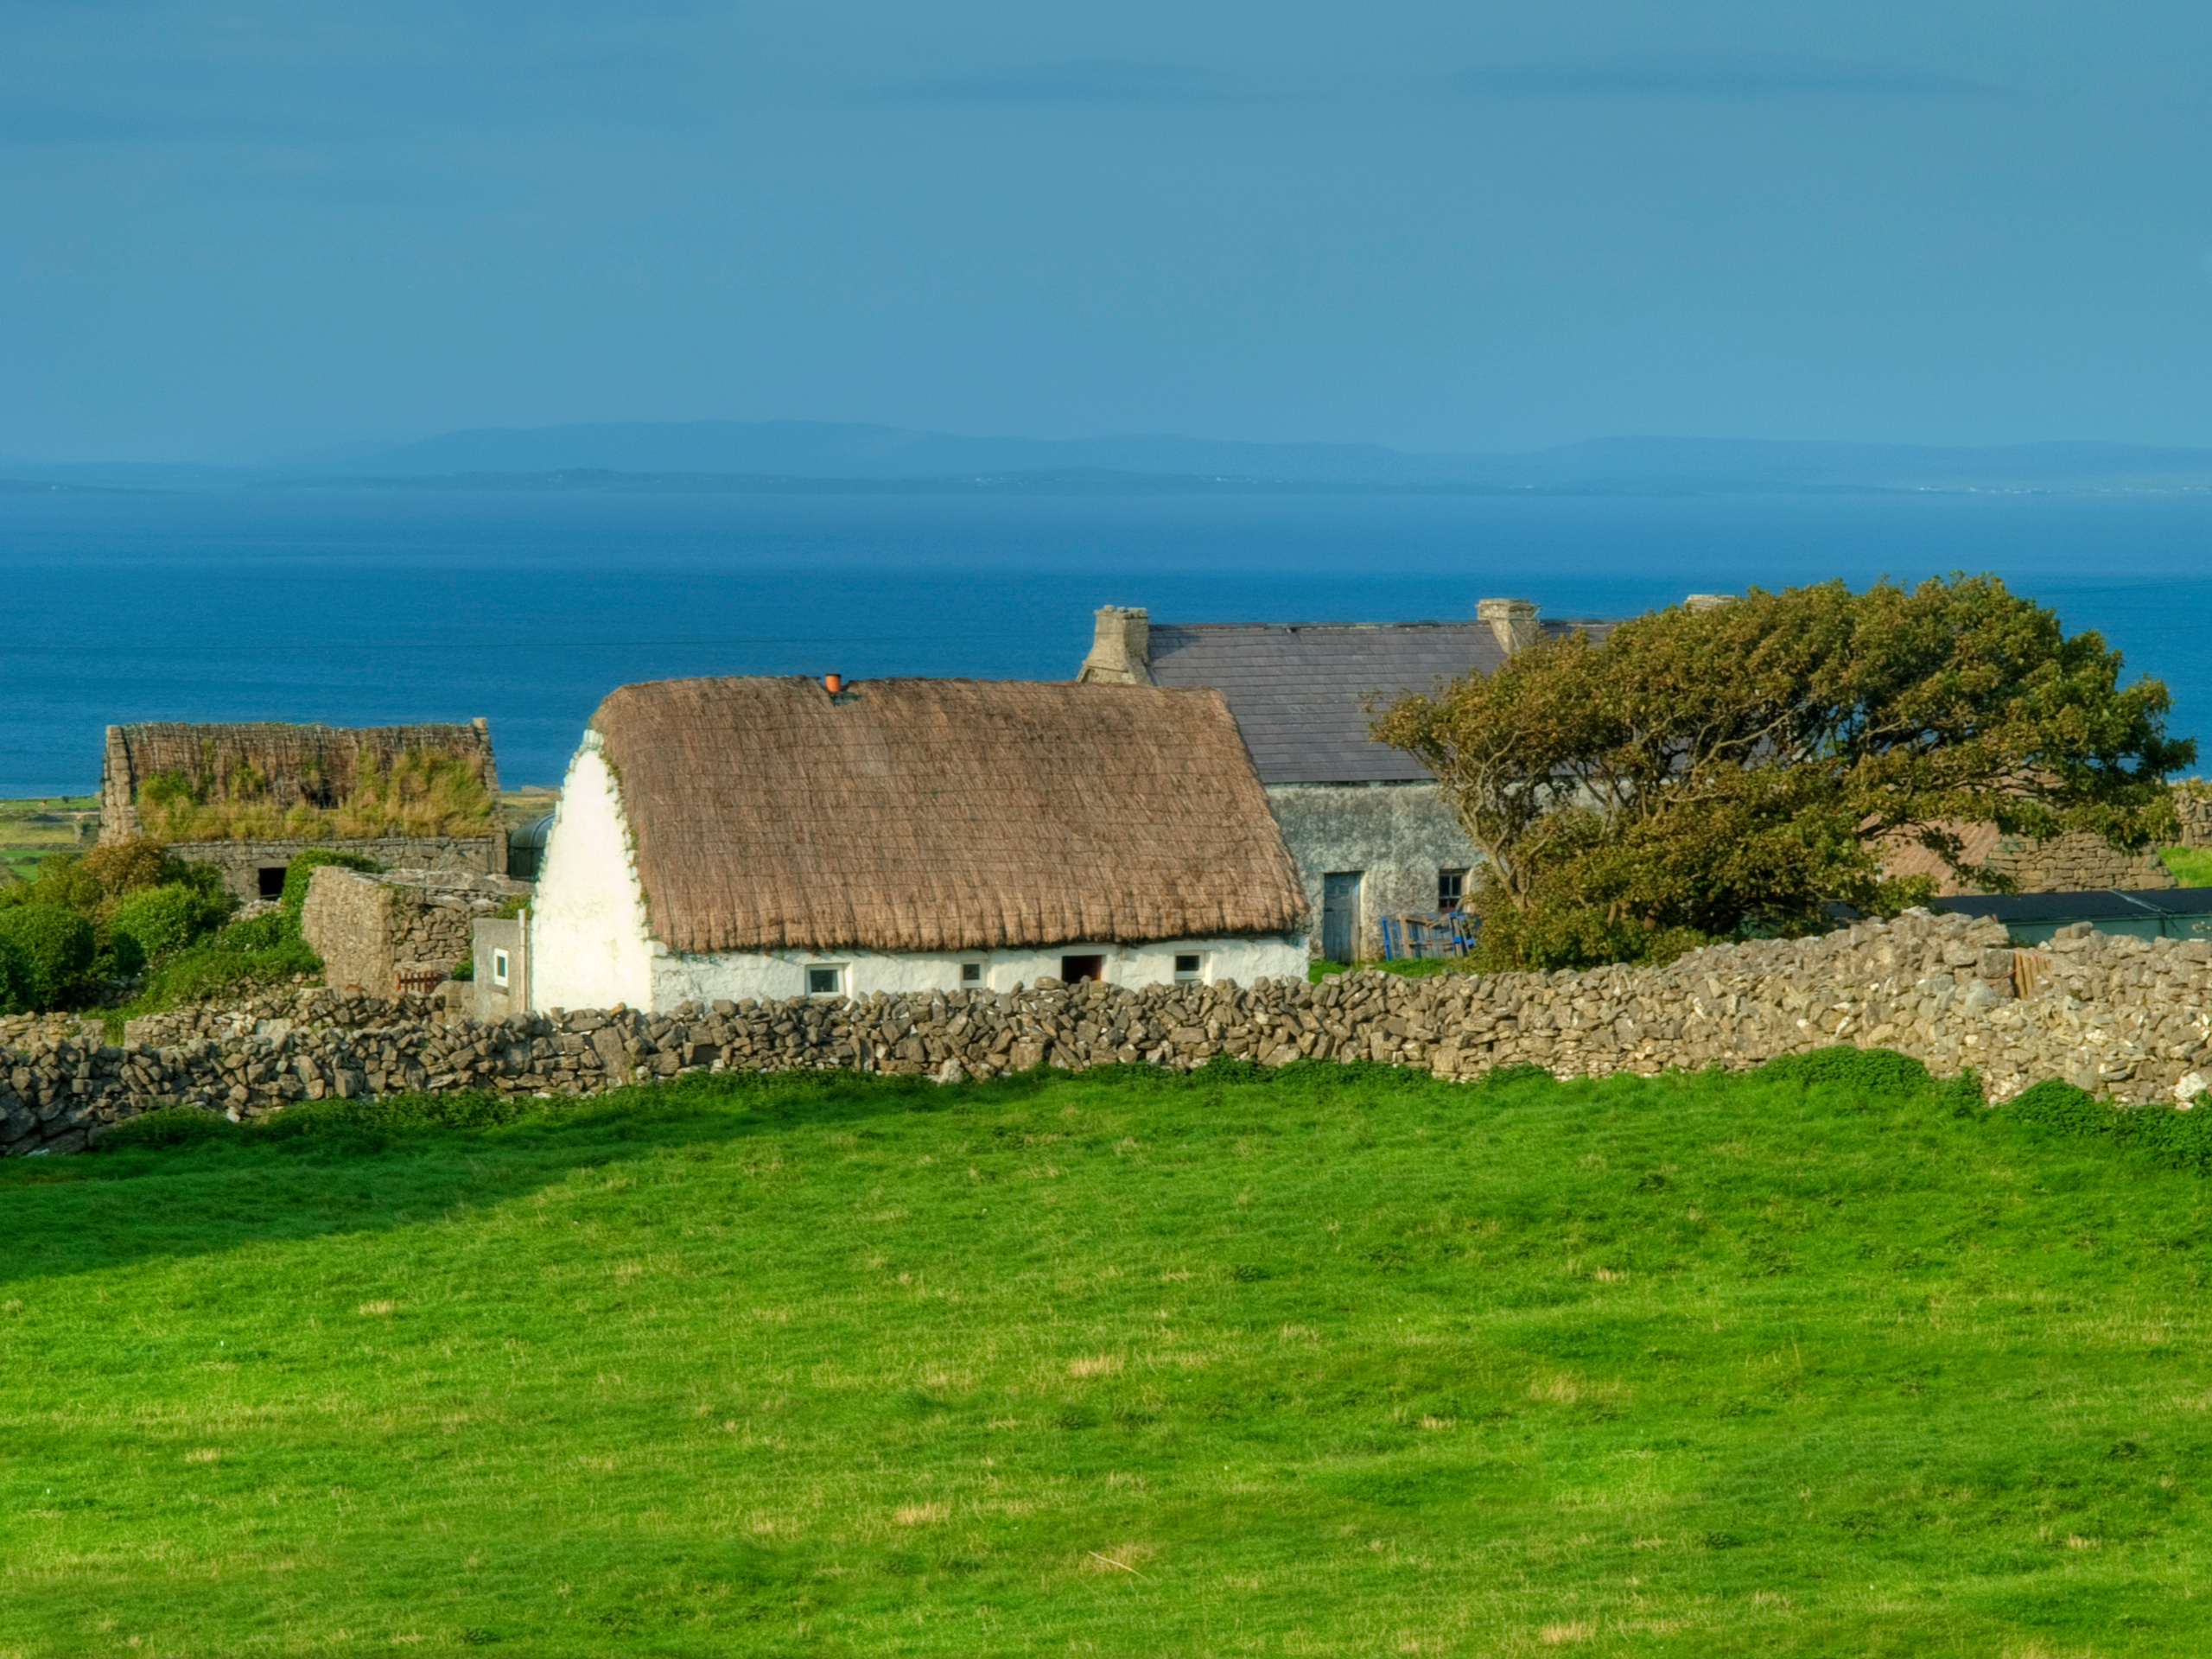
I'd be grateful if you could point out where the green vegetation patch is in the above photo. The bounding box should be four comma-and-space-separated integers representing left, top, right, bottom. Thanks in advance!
2160, 846, 2212, 887
135, 747, 495, 842
3, 1053, 2210, 1654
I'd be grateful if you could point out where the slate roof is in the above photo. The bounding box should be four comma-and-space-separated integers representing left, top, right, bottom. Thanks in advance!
1143, 620, 1615, 785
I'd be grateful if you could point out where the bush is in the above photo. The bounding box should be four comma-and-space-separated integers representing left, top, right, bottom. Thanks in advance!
111, 881, 233, 965
0, 903, 98, 1009
0, 934, 32, 1014
280, 851, 382, 929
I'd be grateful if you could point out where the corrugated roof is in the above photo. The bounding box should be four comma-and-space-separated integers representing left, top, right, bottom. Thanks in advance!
589, 676, 1309, 955
1144, 620, 1614, 785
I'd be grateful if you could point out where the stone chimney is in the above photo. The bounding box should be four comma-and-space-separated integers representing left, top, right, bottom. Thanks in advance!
1683, 593, 1735, 613
1077, 606, 1153, 684
1477, 597, 1541, 657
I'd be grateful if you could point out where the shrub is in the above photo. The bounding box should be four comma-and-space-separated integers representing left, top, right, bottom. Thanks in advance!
0, 934, 32, 1014
0, 903, 98, 1008
111, 881, 233, 965
280, 851, 382, 930
0, 853, 105, 918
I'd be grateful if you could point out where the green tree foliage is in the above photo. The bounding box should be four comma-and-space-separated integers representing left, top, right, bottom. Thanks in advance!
1376, 576, 2193, 971
0, 903, 98, 1008
0, 836, 236, 1005
110, 882, 235, 965
0, 934, 32, 1014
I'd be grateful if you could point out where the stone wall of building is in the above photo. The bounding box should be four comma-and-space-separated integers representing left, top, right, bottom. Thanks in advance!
163, 835, 509, 903
12, 908, 2212, 1157
300, 866, 530, 997
1983, 831, 2176, 893
1265, 780, 1477, 959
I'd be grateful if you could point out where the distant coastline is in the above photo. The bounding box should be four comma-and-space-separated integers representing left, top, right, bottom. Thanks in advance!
270, 467, 1912, 499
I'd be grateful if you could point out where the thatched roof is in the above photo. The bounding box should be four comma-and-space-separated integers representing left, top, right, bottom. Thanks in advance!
588, 677, 1307, 955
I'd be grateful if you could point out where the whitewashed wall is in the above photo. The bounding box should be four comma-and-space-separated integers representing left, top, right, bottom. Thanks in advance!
647, 933, 1309, 1007
528, 735, 658, 1012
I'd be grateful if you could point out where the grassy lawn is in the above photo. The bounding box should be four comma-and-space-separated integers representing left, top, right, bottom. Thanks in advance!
3, 1058, 2209, 1656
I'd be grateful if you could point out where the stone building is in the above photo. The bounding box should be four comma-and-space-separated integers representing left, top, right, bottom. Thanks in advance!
525, 674, 1310, 1013
299, 864, 531, 1000
99, 720, 507, 901
1077, 601, 1616, 961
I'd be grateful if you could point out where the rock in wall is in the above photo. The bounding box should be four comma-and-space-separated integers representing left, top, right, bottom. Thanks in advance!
10, 909, 2212, 1157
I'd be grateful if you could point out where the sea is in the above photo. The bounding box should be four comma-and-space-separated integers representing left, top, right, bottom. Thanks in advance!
3, 486, 2209, 798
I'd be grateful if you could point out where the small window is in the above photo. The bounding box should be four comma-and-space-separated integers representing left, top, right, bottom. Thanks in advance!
492, 949, 510, 988
257, 866, 286, 899
960, 962, 983, 986
1439, 868, 1468, 912
1173, 952, 1202, 982
806, 964, 845, 996
1060, 954, 1104, 984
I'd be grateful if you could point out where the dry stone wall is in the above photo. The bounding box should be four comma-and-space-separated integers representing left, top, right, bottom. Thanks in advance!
301, 867, 530, 995
9, 909, 2212, 1157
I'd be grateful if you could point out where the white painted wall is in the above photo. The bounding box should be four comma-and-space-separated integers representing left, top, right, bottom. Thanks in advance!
647, 932, 1310, 1008
527, 736, 658, 1012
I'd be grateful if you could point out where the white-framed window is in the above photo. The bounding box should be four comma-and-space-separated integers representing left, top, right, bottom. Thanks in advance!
806, 964, 846, 996
492, 949, 510, 987
1173, 952, 1203, 982
960, 961, 984, 987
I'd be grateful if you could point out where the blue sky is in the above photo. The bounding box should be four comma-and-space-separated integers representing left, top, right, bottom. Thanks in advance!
2, 1, 2208, 461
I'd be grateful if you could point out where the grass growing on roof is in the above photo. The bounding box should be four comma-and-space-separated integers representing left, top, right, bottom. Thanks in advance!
3, 1053, 2210, 1655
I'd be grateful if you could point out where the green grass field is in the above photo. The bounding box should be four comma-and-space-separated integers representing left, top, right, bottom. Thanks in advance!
0, 796, 99, 887
4, 1057, 2209, 1656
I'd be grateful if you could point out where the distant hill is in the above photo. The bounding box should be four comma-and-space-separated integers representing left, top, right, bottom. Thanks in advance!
10, 423, 2212, 494
312, 423, 2212, 493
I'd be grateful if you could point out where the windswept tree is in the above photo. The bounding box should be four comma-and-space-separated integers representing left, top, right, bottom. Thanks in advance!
1374, 576, 2193, 971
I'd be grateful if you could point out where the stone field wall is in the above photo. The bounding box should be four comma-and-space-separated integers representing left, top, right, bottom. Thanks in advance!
8, 908, 2212, 1157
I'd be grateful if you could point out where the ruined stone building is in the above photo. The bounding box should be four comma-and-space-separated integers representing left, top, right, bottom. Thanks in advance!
1077, 601, 1616, 962
99, 720, 507, 900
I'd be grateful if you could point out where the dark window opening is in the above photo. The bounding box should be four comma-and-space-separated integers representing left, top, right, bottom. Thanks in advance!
1061, 954, 1105, 984
1173, 953, 1202, 982
257, 866, 286, 899
806, 965, 844, 996
1439, 868, 1468, 912
960, 962, 983, 985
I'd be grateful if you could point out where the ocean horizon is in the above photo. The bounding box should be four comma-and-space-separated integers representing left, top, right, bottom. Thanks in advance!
3, 486, 2208, 798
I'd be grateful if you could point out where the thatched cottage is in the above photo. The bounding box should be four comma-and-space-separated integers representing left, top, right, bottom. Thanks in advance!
99, 720, 505, 900
525, 676, 1310, 1012
1077, 601, 1617, 961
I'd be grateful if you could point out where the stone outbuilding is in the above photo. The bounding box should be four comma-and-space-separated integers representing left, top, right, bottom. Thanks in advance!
99, 720, 507, 900
1077, 601, 1616, 961
525, 675, 1311, 1013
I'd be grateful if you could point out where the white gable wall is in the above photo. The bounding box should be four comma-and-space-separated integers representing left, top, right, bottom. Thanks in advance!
528, 734, 658, 1012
